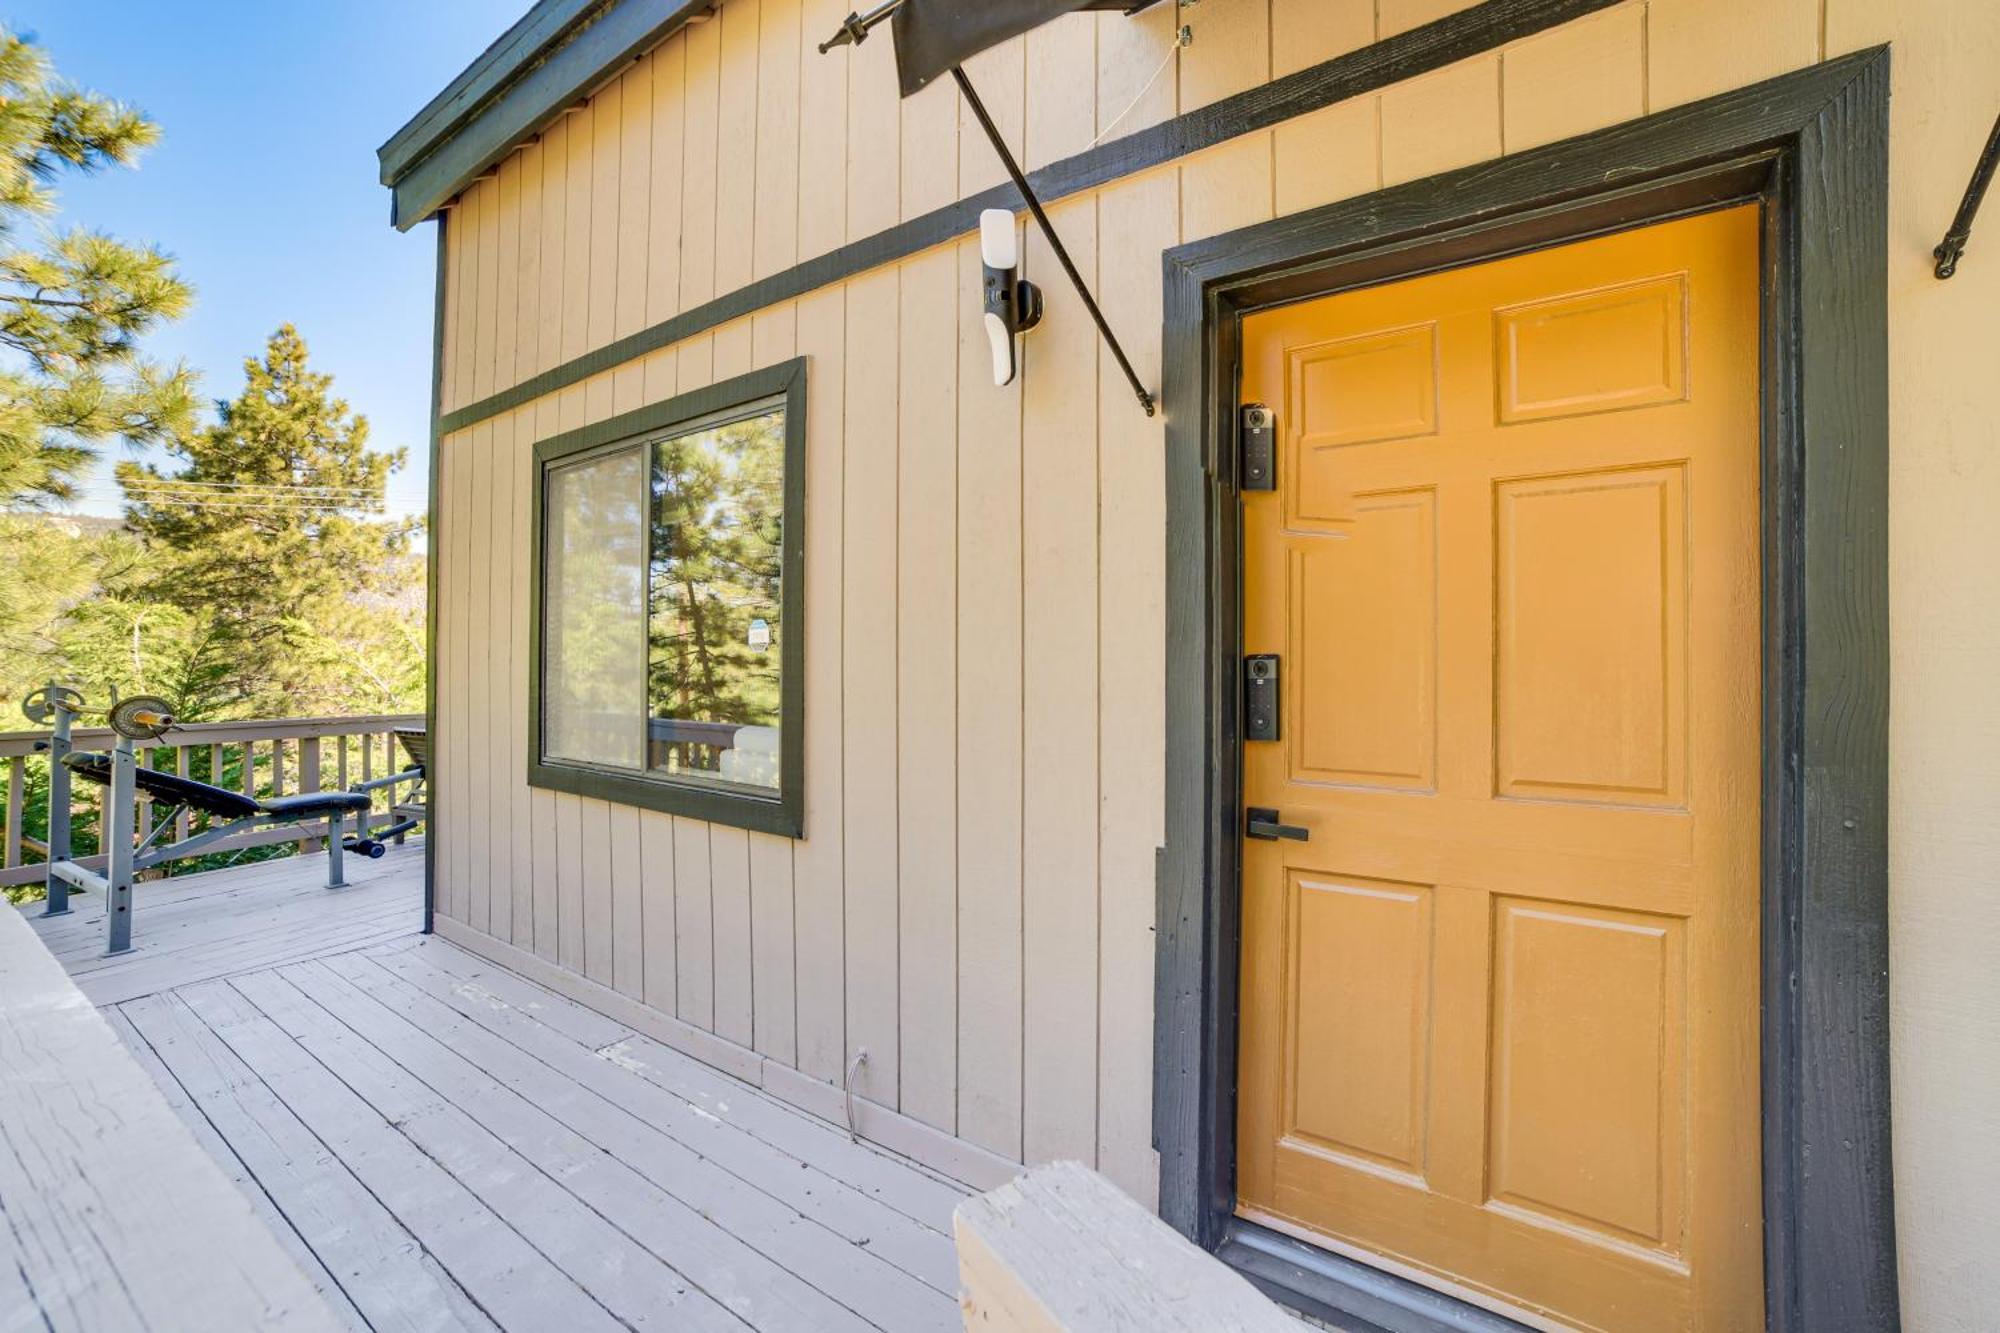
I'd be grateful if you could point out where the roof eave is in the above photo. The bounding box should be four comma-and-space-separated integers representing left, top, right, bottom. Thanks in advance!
379, 0, 714, 231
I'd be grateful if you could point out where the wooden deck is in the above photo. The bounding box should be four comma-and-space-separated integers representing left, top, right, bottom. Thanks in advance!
15, 844, 970, 1332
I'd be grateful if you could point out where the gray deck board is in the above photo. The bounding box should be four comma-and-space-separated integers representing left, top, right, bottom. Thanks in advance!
14, 842, 973, 1332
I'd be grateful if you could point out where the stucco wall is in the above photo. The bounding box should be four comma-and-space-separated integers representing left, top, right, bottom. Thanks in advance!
427, 0, 2000, 1324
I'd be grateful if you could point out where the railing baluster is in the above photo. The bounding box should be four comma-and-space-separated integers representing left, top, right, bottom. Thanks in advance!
272, 738, 287, 800
176, 746, 192, 841
358, 732, 374, 838
4, 755, 22, 869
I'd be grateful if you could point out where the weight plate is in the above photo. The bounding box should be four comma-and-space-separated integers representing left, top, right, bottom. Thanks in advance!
21, 685, 85, 726
108, 694, 177, 740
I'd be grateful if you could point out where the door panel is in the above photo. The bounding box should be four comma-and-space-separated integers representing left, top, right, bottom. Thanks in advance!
1236, 206, 1762, 1333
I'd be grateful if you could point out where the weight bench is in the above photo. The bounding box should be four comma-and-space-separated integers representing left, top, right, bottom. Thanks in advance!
56, 753, 371, 954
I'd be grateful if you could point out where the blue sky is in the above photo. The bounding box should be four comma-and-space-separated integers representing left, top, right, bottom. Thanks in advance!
8, 0, 526, 522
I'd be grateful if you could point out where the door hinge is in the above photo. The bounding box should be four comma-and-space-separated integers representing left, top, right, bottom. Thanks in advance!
1239, 403, 1276, 492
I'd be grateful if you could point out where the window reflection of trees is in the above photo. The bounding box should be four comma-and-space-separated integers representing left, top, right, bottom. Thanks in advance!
646, 408, 784, 783
545, 450, 647, 769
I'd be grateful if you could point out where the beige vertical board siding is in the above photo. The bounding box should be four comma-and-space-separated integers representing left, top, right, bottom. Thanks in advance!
449, 429, 477, 926
611, 802, 645, 999
796, 0, 849, 263
953, 231, 1025, 1161
1380, 54, 1502, 185
474, 178, 500, 405
588, 77, 624, 353
682, 17, 722, 309
1180, 132, 1274, 245
451, 187, 480, 417
437, 209, 462, 414
1647, 0, 1818, 111
748, 831, 797, 1062
640, 809, 678, 1011
710, 826, 756, 1045
1096, 2, 1180, 146
1020, 195, 1100, 1167
468, 188, 499, 931
846, 18, 900, 241
531, 396, 563, 962
902, 78, 959, 221
532, 781, 561, 959
508, 409, 535, 950
750, 303, 800, 1066
494, 161, 520, 400
561, 104, 595, 362
536, 116, 570, 377
1095, 167, 1176, 1209
582, 796, 614, 985
895, 246, 959, 1131
1271, 0, 1374, 78
1501, 2, 1644, 153
466, 422, 493, 932
513, 142, 543, 390
646, 35, 688, 327
957, 38, 1024, 199
1274, 98, 1380, 217
435, 435, 459, 922
1378, 0, 1481, 37
715, 0, 760, 297
1178, 0, 1268, 112
1026, 14, 1097, 171
1829, 4, 1998, 1329
843, 266, 901, 1104
674, 815, 716, 1028
709, 322, 758, 1047
557, 789, 584, 971
754, 0, 801, 280
792, 286, 847, 1081
616, 54, 655, 343
486, 414, 516, 943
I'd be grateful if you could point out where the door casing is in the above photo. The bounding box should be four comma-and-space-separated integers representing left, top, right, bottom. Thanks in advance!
1153, 47, 1896, 1333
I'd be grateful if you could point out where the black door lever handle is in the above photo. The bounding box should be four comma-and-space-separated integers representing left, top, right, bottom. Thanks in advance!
1246, 807, 1309, 842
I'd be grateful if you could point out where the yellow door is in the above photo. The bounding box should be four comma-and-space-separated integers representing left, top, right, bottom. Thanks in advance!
1235, 206, 1762, 1333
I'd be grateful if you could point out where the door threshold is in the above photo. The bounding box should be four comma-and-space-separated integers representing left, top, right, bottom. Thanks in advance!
1218, 1218, 1542, 1333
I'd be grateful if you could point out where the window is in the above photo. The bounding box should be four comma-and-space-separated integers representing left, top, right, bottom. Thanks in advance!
530, 360, 806, 836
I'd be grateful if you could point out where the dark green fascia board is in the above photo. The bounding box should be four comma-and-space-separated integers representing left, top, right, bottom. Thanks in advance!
382, 0, 714, 230
379, 0, 599, 185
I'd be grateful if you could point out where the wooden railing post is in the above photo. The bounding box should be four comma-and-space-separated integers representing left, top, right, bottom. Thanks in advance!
300, 736, 322, 854
4, 755, 21, 869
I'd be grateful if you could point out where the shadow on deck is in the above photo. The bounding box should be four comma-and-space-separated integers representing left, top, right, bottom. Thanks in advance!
11, 844, 969, 1332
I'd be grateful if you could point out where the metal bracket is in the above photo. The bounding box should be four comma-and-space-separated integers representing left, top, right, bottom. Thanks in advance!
1935, 110, 2000, 279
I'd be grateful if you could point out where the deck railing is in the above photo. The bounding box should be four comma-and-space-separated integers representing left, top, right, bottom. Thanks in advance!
0, 713, 422, 891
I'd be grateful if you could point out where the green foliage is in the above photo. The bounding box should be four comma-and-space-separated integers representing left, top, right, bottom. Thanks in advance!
646, 411, 785, 732
0, 28, 193, 507
118, 325, 420, 717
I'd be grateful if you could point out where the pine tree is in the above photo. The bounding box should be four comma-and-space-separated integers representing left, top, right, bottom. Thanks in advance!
117, 325, 416, 716
0, 29, 194, 505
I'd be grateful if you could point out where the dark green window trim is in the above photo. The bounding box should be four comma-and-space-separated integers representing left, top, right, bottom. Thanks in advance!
527, 358, 808, 838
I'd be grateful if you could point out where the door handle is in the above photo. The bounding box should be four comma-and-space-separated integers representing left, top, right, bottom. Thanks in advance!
1246, 807, 1309, 842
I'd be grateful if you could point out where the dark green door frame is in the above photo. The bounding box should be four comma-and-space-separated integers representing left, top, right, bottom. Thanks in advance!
1155, 48, 1897, 1333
